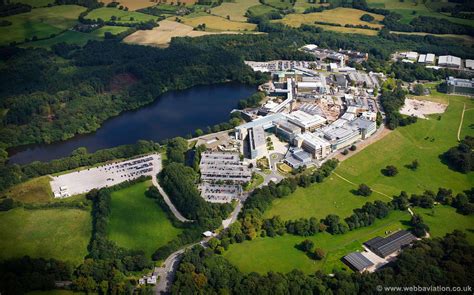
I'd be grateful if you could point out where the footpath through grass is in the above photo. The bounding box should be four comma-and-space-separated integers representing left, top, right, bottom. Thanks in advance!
265, 94, 473, 220
107, 181, 182, 258
224, 210, 411, 274
0, 207, 91, 265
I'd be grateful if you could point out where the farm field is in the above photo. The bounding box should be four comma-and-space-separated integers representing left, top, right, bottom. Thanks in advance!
0, 207, 91, 265
314, 24, 379, 36
85, 7, 158, 24
210, 0, 260, 22
293, 1, 328, 13
265, 94, 474, 221
107, 181, 182, 258
22, 30, 101, 48
0, 5, 86, 45
263, 0, 293, 10
224, 210, 412, 274
182, 14, 257, 31
124, 20, 245, 47
277, 7, 384, 29
247, 4, 277, 17
415, 206, 474, 244
367, 0, 474, 26
391, 31, 474, 46
100, 0, 160, 10
90, 25, 131, 37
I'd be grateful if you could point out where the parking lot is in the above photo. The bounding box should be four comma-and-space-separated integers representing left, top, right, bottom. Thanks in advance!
50, 154, 161, 198
199, 183, 242, 203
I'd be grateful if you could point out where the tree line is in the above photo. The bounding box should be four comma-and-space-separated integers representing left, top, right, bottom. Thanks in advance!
442, 136, 474, 174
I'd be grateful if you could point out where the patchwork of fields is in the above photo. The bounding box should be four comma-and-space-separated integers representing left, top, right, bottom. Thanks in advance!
210, 0, 260, 22
182, 14, 257, 31
0, 5, 86, 45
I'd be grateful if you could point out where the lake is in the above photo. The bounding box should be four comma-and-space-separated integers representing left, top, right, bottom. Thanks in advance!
9, 83, 255, 164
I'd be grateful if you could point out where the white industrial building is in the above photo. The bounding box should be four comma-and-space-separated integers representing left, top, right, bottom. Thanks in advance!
293, 132, 331, 159
438, 55, 461, 68
285, 110, 327, 132
465, 59, 474, 70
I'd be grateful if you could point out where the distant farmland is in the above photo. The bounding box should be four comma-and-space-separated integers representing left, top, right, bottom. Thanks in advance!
0, 5, 86, 45
210, 0, 260, 22
182, 15, 257, 31
124, 20, 247, 47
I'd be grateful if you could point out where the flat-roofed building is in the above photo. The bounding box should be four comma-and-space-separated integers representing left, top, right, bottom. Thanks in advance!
364, 230, 417, 258
248, 126, 266, 159
418, 54, 426, 63
335, 74, 348, 89
465, 59, 474, 70
425, 53, 435, 64
350, 117, 377, 139
343, 252, 374, 272
362, 111, 377, 122
274, 120, 301, 141
284, 147, 313, 168
446, 76, 474, 96
285, 110, 327, 132
405, 51, 418, 61
294, 132, 331, 159
438, 55, 461, 68
321, 123, 361, 150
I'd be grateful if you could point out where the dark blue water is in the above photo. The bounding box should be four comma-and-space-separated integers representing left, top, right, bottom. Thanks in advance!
8, 83, 255, 164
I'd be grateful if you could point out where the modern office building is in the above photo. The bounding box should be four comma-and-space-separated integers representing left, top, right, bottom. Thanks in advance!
293, 132, 331, 159
446, 76, 474, 96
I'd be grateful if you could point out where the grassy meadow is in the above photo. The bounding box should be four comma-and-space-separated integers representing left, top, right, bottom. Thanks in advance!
182, 14, 257, 31
13, 0, 55, 7
85, 7, 158, 24
210, 0, 260, 22
4, 176, 53, 203
265, 93, 473, 221
367, 0, 474, 26
107, 181, 182, 258
224, 210, 412, 274
0, 5, 86, 45
0, 207, 91, 265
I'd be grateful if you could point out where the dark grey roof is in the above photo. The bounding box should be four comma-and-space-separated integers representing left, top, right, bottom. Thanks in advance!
364, 230, 417, 258
343, 252, 374, 271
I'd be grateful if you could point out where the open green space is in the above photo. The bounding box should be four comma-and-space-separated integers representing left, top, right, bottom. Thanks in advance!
224, 210, 411, 274
90, 25, 131, 37
107, 181, 182, 258
21, 30, 101, 48
0, 207, 91, 265
263, 0, 293, 10
0, 5, 87, 45
4, 176, 53, 203
415, 205, 474, 244
84, 7, 158, 24
366, 0, 474, 26
246, 4, 278, 17
210, 0, 260, 22
265, 94, 473, 220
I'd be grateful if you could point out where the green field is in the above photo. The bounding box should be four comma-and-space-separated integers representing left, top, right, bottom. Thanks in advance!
210, 0, 260, 22
247, 4, 278, 16
4, 176, 53, 203
265, 94, 474, 220
0, 208, 91, 265
22, 30, 101, 48
107, 181, 182, 258
0, 5, 87, 45
415, 206, 474, 243
367, 0, 474, 26
90, 25, 131, 37
224, 210, 411, 274
263, 0, 293, 10
85, 7, 158, 24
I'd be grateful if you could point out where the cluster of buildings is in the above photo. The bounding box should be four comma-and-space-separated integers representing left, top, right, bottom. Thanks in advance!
343, 230, 418, 273
301, 44, 368, 65
397, 51, 474, 71
446, 76, 474, 96
198, 151, 251, 203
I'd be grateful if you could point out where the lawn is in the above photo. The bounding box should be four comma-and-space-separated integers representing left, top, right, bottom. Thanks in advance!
224, 210, 412, 274
0, 207, 91, 265
210, 0, 260, 22
107, 181, 182, 258
277, 7, 384, 29
85, 7, 158, 24
0, 5, 87, 45
4, 176, 53, 203
182, 14, 257, 31
415, 205, 474, 244
366, 0, 474, 26
265, 94, 474, 221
